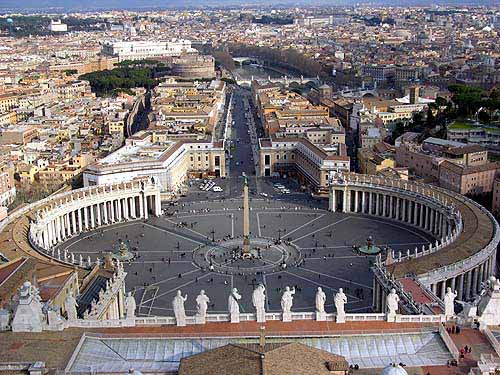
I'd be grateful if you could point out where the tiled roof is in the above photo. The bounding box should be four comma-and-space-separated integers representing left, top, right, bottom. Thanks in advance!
178, 342, 348, 375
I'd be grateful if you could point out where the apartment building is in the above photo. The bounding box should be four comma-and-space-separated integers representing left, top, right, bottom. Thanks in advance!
439, 160, 500, 195
253, 85, 329, 136
259, 137, 350, 194
358, 142, 396, 175
151, 79, 225, 135
0, 126, 39, 146
0, 163, 15, 207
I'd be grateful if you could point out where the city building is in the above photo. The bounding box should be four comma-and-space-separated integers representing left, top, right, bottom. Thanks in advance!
151, 79, 226, 135
447, 122, 500, 152
101, 40, 196, 62
357, 142, 396, 175
171, 54, 216, 79
83, 130, 226, 192
49, 20, 68, 33
259, 136, 350, 193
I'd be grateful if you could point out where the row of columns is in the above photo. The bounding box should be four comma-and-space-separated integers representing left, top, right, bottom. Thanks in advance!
430, 255, 496, 302
330, 188, 453, 239
373, 254, 496, 313
37, 193, 161, 251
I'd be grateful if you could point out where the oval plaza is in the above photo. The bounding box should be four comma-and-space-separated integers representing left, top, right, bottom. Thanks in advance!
0, 165, 499, 374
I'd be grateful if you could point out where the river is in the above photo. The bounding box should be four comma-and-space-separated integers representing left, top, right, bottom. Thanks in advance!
231, 64, 298, 81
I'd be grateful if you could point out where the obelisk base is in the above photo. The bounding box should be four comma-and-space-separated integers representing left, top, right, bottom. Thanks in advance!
242, 236, 252, 259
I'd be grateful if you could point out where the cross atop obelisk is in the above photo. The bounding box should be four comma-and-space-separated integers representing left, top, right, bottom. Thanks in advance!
242, 176, 251, 256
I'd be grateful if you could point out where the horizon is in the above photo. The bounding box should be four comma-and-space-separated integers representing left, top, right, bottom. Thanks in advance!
1, 0, 499, 13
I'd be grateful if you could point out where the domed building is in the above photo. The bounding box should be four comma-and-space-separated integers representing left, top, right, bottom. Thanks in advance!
380, 364, 408, 375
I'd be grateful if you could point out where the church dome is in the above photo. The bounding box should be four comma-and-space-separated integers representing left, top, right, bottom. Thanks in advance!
380, 364, 408, 375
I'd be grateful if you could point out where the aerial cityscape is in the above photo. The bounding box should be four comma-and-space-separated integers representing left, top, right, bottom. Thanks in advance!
0, 3, 499, 375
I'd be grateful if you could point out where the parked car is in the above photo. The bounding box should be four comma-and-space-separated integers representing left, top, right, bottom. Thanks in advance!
213, 186, 223, 192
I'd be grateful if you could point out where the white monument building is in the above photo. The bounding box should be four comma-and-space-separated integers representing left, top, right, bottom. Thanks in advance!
101, 39, 196, 62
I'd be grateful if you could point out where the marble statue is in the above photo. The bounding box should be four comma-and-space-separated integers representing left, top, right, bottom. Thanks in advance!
195, 290, 210, 324
444, 287, 457, 319
228, 288, 242, 323
252, 284, 266, 323
281, 286, 295, 322
335, 288, 348, 323
12, 281, 44, 332
47, 307, 64, 328
315, 287, 327, 321
316, 287, 326, 313
125, 292, 136, 319
473, 276, 500, 328
172, 290, 188, 327
64, 292, 78, 321
386, 288, 400, 321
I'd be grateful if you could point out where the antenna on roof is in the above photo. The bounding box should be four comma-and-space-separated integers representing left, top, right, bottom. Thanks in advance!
259, 326, 266, 348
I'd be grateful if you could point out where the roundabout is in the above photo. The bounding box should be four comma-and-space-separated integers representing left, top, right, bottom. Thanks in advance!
192, 237, 303, 275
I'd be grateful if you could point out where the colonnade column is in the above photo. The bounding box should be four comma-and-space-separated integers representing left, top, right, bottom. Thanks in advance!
362, 191, 366, 214
83, 206, 88, 230
354, 191, 359, 213
103, 202, 108, 224
90, 205, 95, 228
342, 189, 348, 213
123, 198, 129, 220
457, 273, 464, 300
131, 197, 137, 218
110, 200, 115, 222
77, 209, 82, 232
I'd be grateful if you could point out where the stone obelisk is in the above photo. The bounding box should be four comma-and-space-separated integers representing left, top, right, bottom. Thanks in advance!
242, 177, 251, 257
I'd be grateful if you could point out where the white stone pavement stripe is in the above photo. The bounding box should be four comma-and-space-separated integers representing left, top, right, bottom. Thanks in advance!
298, 241, 429, 252
298, 266, 373, 290
282, 213, 325, 238
256, 213, 262, 237
60, 222, 139, 251
141, 273, 212, 305
291, 217, 351, 244
303, 256, 369, 260
349, 216, 431, 243
135, 268, 201, 291
149, 221, 205, 244
231, 214, 234, 238
75, 250, 196, 254
130, 260, 193, 264
176, 213, 235, 219
282, 271, 362, 302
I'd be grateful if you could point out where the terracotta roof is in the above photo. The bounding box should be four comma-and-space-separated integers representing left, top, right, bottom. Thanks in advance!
440, 160, 500, 175
178, 341, 348, 375
0, 258, 26, 285
38, 272, 73, 302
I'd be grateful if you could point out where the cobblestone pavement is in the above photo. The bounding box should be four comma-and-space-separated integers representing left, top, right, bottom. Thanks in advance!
62, 196, 434, 317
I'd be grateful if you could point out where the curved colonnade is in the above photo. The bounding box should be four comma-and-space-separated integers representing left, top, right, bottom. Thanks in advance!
1, 171, 498, 319
329, 173, 500, 311
0, 178, 162, 269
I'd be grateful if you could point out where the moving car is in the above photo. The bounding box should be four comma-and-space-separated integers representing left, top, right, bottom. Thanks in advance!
213, 186, 223, 192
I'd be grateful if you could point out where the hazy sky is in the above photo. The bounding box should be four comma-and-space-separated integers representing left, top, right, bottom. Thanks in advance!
0, 0, 498, 11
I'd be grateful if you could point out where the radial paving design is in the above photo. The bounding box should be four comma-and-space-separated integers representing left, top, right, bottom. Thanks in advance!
60, 197, 434, 316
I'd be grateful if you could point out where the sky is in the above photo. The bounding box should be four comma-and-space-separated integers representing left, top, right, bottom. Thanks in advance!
0, 0, 498, 11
